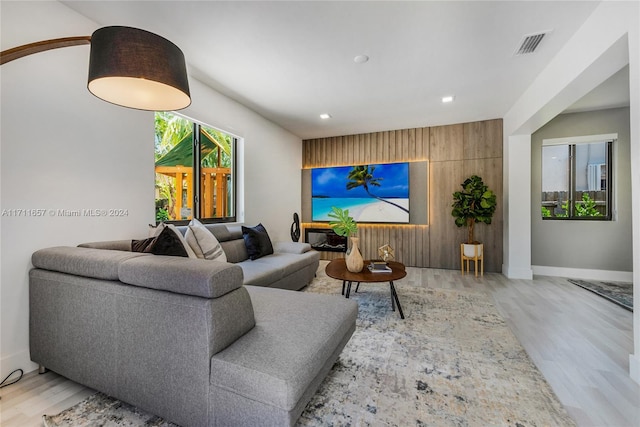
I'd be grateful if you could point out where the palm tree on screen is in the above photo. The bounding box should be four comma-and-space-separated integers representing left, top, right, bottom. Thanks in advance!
346, 165, 409, 213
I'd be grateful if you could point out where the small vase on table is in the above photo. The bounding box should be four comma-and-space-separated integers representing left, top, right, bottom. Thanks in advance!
346, 237, 364, 273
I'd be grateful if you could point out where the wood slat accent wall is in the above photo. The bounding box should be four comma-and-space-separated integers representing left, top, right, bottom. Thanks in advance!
302, 119, 502, 271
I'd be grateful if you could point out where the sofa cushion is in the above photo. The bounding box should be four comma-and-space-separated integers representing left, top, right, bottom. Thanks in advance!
210, 286, 358, 411
242, 223, 274, 260
118, 256, 244, 298
185, 218, 227, 262
235, 259, 284, 287
222, 239, 250, 263
203, 224, 234, 242
272, 241, 312, 255
236, 253, 316, 287
32, 247, 147, 280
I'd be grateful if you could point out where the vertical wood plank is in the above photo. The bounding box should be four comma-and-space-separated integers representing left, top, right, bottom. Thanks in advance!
421, 127, 430, 160
372, 132, 379, 164
463, 119, 503, 160
350, 134, 356, 165
401, 129, 407, 161
380, 132, 391, 163
408, 128, 416, 161
430, 124, 464, 162
389, 130, 396, 162
414, 128, 422, 160
429, 160, 466, 269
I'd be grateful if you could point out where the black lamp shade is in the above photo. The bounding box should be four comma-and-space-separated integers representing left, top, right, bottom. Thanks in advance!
88, 26, 191, 111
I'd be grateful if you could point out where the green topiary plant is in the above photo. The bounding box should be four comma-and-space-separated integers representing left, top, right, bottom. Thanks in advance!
327, 206, 358, 238
451, 175, 497, 243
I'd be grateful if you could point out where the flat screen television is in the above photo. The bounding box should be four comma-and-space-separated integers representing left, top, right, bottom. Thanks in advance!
311, 162, 409, 223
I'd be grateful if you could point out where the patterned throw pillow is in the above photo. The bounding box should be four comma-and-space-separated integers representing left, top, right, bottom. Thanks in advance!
185, 218, 227, 262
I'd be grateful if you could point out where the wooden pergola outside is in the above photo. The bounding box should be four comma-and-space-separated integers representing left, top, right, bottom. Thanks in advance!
155, 129, 232, 220
155, 166, 231, 219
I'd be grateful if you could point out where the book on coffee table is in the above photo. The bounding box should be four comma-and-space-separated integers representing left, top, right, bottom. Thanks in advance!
368, 261, 391, 273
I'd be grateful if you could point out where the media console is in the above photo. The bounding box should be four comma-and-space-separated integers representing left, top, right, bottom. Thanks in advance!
304, 228, 347, 253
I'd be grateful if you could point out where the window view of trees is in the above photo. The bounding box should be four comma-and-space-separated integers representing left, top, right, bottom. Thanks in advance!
541, 139, 612, 220
154, 112, 235, 222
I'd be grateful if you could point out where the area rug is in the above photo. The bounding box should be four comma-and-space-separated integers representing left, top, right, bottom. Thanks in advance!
567, 278, 633, 311
43, 274, 575, 427
42, 393, 178, 427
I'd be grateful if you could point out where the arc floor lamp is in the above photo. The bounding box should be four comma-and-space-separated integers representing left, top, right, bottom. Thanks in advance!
0, 26, 191, 111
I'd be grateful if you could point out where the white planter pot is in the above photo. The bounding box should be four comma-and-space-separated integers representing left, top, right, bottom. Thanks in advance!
463, 243, 483, 258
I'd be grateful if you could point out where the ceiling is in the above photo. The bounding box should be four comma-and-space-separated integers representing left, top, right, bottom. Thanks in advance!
61, 1, 628, 139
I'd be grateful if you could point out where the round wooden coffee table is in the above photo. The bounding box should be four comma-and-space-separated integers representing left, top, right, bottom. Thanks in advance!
325, 258, 407, 319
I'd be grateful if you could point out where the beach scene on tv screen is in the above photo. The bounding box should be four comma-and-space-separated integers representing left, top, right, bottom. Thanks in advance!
312, 162, 409, 223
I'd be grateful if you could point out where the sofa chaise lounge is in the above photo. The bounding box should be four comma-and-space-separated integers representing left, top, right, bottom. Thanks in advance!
29, 224, 358, 426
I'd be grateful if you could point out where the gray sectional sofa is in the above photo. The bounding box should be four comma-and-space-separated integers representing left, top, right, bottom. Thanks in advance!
79, 223, 321, 291
29, 223, 358, 426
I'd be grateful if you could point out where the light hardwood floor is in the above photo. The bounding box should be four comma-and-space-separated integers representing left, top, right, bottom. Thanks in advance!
1, 267, 638, 426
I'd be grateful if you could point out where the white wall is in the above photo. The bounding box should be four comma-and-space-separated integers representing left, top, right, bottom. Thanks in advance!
180, 78, 302, 241
0, 1, 302, 379
502, 1, 640, 383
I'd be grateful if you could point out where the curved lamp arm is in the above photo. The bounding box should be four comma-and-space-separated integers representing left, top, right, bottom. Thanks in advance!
0, 36, 91, 65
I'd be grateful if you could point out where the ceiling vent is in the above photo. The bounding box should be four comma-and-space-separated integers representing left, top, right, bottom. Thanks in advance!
515, 32, 548, 55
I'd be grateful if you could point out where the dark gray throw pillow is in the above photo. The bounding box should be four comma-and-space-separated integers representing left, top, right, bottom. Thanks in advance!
133, 226, 188, 257
131, 236, 156, 252
242, 223, 274, 260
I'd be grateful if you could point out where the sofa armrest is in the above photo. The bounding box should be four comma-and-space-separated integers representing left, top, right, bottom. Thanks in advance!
273, 241, 312, 255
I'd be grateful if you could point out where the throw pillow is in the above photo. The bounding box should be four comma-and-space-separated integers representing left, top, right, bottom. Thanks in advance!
135, 226, 188, 257
242, 223, 274, 260
149, 222, 197, 258
131, 236, 156, 252
185, 218, 227, 262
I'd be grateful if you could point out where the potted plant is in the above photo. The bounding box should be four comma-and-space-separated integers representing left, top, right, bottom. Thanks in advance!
328, 206, 363, 272
451, 175, 497, 258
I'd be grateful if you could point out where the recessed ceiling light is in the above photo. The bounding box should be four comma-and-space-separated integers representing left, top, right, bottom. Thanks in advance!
320, 113, 332, 120
442, 95, 455, 103
354, 55, 369, 64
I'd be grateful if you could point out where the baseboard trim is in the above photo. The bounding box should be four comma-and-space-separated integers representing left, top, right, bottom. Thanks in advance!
502, 264, 533, 280
532, 265, 633, 282
630, 354, 640, 385
1, 349, 38, 379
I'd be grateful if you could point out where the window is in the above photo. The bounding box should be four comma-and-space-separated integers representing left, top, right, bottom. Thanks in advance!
541, 134, 613, 220
154, 112, 236, 222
